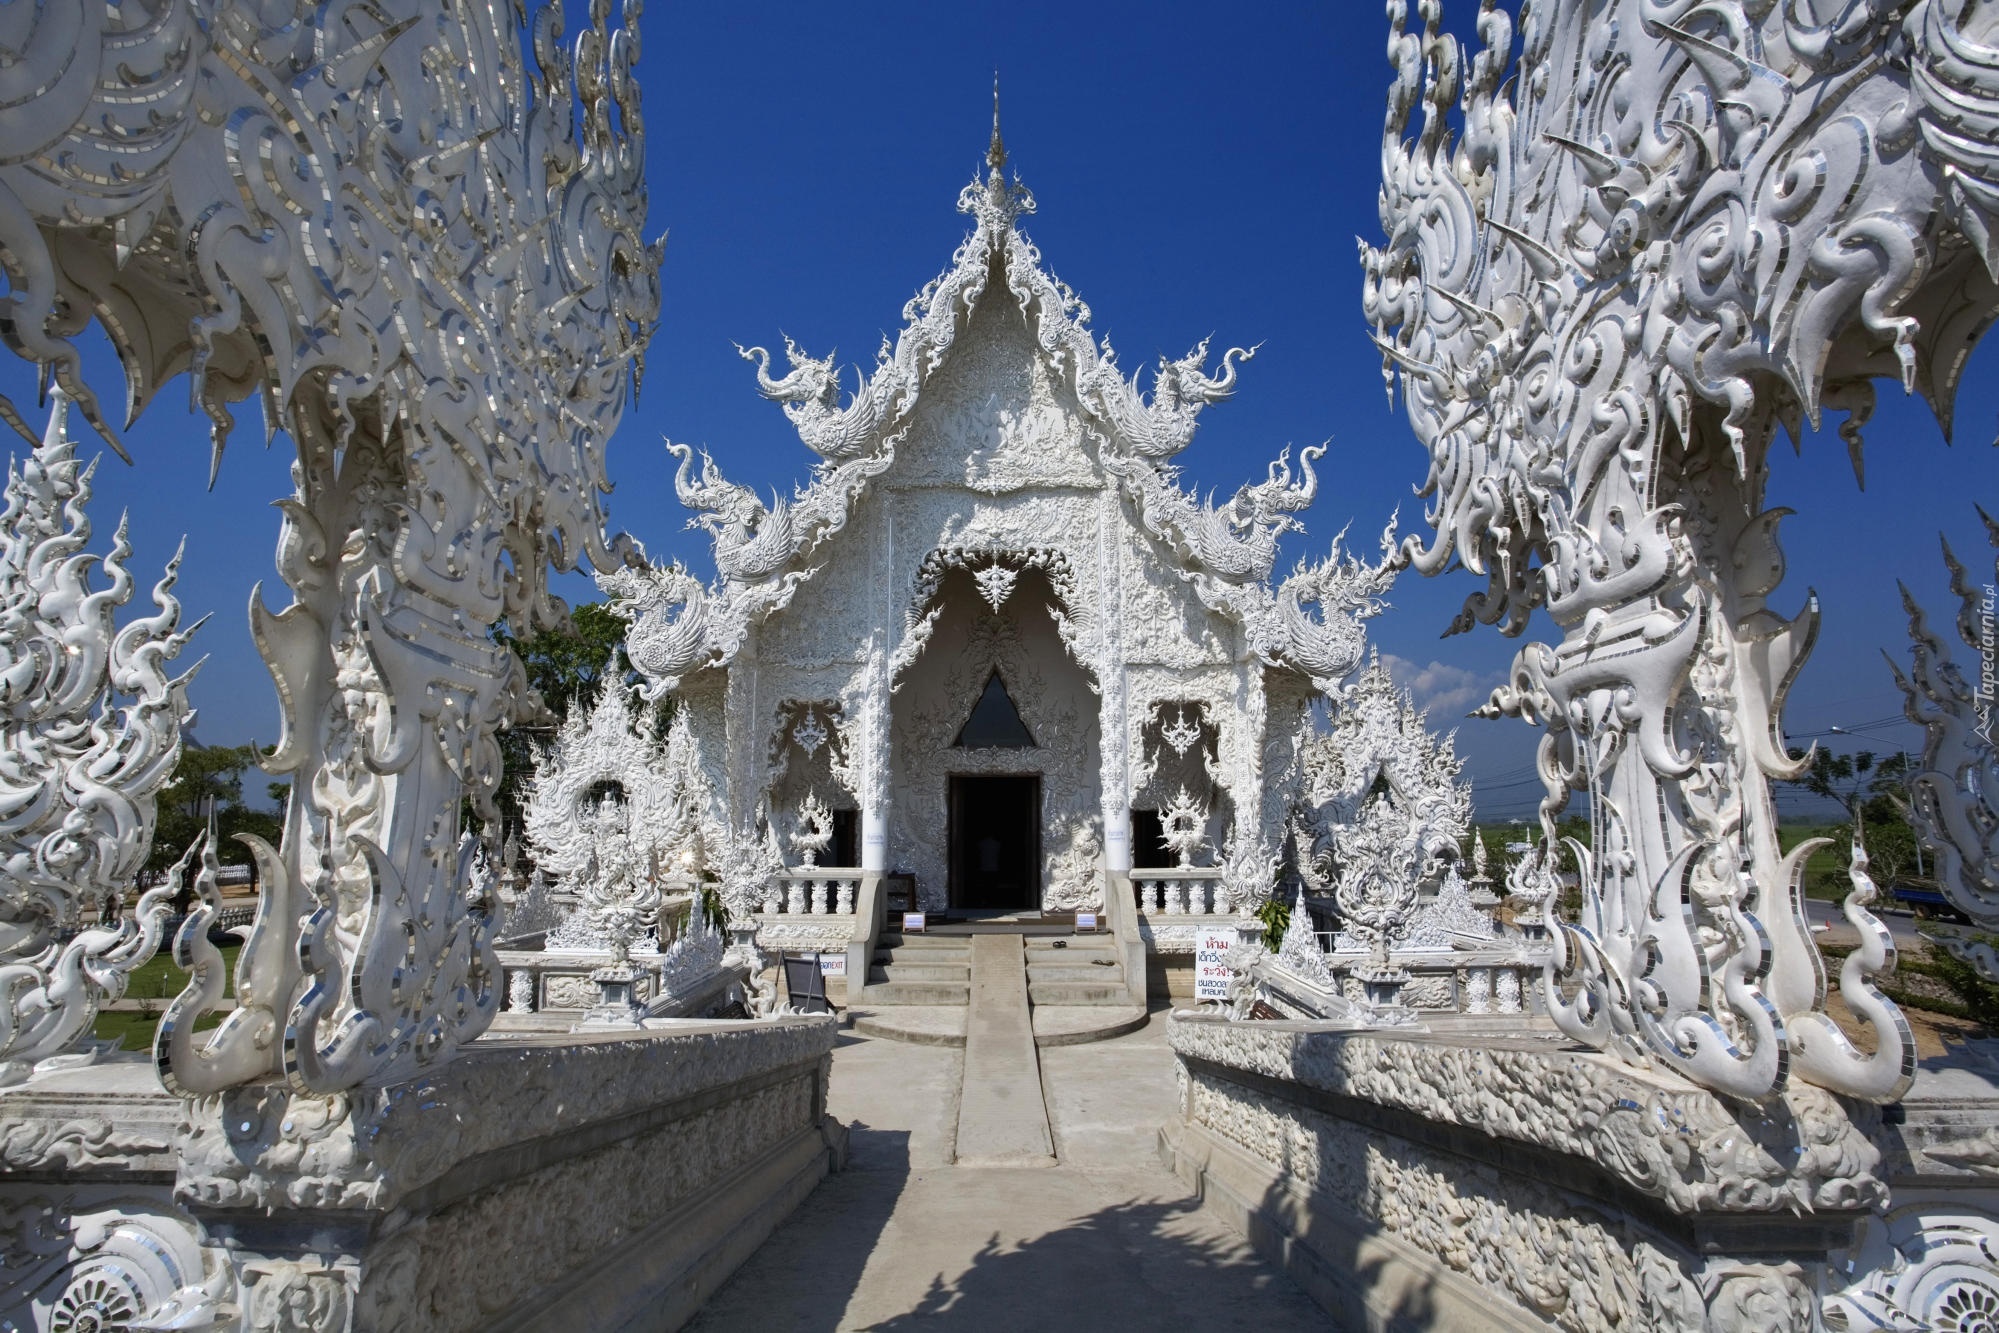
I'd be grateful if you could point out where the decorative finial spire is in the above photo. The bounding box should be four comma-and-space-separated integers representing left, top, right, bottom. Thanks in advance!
988, 72, 1007, 175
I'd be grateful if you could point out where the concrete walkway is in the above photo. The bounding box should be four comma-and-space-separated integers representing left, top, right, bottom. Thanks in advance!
952, 934, 1054, 1167
684, 1010, 1328, 1330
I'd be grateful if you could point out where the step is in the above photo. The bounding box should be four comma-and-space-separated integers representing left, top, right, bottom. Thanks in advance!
1031, 1004, 1149, 1047
1027, 980, 1130, 1006
849, 1005, 967, 1047
878, 935, 975, 954
868, 963, 971, 984
857, 980, 970, 1006
1025, 963, 1125, 984
1024, 939, 1117, 957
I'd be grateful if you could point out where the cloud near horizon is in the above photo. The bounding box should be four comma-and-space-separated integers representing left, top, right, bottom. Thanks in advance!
1379, 654, 1493, 720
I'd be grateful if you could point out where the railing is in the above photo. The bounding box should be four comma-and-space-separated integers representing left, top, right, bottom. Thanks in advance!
1313, 945, 1546, 1016
1099, 868, 1151, 1008
1133, 867, 1228, 915
761, 868, 863, 916
843, 874, 885, 996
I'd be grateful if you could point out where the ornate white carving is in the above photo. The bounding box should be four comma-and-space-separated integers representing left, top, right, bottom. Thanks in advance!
714, 810, 787, 926
1, 1192, 230, 1333
0, 395, 196, 1087
1828, 1192, 1999, 1333
788, 791, 834, 869
1891, 514, 1999, 960
971, 562, 1019, 613
1296, 651, 1470, 958
652, 904, 728, 1007
567, 798, 661, 1024
1159, 707, 1203, 758
1356, 0, 1985, 1101
1275, 888, 1336, 991
0, 0, 664, 1097
1043, 819, 1104, 913
1403, 866, 1494, 952
1160, 787, 1211, 869
790, 708, 831, 760
526, 676, 713, 894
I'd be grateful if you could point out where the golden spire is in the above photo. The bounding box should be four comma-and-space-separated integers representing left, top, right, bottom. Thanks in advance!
988, 72, 1007, 175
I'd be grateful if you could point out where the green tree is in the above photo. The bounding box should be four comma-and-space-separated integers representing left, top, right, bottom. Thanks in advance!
1785, 749, 1910, 826
1780, 749, 1928, 894
148, 743, 285, 878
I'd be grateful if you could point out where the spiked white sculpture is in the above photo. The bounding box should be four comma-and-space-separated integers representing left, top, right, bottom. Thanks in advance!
1356, 0, 1968, 1103
0, 395, 198, 1087
1891, 513, 1999, 977
1295, 652, 1471, 957
0, 0, 660, 1097
789, 792, 835, 869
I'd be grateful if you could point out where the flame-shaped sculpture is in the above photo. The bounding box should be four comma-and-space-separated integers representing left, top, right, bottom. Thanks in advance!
0, 395, 198, 1086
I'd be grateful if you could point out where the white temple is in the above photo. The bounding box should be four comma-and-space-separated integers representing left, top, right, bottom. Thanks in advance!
604, 121, 1399, 927
4, 4, 1997, 1328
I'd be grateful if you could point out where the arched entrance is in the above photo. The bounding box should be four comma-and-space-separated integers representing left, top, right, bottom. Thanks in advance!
888, 563, 1101, 913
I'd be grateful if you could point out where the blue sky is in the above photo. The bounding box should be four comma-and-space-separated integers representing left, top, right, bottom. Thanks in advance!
8, 0, 1992, 823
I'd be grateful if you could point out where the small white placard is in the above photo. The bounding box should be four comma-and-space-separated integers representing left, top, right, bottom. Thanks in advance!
1074, 911, 1100, 933
1194, 927, 1235, 1003
902, 911, 927, 934
818, 952, 846, 977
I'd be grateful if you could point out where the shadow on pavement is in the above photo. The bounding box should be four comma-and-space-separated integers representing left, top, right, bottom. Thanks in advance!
682, 1120, 911, 1332
862, 1196, 1333, 1331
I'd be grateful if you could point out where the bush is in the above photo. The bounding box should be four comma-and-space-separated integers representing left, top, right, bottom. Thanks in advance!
1256, 893, 1290, 941
1909, 940, 1999, 1029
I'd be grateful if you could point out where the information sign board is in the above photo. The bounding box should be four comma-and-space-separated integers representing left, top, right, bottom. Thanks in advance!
1194, 927, 1235, 1003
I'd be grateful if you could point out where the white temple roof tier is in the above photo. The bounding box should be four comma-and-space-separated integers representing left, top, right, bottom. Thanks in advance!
606, 152, 1400, 696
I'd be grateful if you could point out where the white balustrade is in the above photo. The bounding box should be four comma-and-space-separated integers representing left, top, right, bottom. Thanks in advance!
1135, 870, 1226, 917
757, 870, 864, 916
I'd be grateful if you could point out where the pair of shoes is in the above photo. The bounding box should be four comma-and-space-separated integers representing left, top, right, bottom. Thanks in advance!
1052, 940, 1068, 949
1092, 958, 1115, 967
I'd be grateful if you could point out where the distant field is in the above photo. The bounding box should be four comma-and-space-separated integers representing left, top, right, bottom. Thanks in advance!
1777, 824, 1851, 900
93, 939, 241, 1051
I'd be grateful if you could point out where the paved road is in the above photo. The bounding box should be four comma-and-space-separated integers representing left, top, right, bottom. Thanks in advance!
1801, 898, 1931, 949
686, 1012, 1328, 1331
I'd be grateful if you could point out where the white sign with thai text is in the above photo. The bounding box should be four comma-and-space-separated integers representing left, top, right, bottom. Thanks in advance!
1194, 927, 1235, 1003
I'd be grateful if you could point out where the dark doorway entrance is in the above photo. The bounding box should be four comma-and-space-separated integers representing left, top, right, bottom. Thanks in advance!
949, 775, 1041, 910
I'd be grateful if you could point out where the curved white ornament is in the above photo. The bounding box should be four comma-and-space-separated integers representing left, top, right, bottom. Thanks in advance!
1355, 0, 1990, 1101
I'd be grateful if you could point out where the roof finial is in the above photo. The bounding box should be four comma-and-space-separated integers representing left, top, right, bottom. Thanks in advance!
988, 71, 1007, 175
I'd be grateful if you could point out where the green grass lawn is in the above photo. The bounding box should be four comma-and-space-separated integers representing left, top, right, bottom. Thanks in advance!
95, 1006, 223, 1051
93, 939, 240, 1051
1777, 823, 1850, 900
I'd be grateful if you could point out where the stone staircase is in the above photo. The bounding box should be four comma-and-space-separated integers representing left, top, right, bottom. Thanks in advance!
1024, 934, 1129, 1006
863, 933, 971, 1005
850, 921, 1144, 1048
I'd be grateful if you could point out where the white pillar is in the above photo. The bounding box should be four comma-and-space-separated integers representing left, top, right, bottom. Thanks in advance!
861, 809, 887, 872
1102, 808, 1132, 874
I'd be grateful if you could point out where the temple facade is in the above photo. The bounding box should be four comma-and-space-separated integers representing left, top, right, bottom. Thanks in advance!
604, 131, 1398, 921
